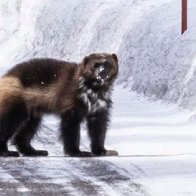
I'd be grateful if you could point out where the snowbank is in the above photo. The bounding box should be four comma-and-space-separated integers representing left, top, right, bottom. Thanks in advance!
119, 0, 196, 109
0, 0, 196, 108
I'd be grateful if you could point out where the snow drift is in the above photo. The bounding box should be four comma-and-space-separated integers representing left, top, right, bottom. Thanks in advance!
0, 0, 196, 109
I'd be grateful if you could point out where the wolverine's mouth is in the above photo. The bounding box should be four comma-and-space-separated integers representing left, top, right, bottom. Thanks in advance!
94, 65, 110, 85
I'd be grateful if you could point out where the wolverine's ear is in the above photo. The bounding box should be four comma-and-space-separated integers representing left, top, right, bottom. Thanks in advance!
112, 53, 118, 63
83, 56, 90, 65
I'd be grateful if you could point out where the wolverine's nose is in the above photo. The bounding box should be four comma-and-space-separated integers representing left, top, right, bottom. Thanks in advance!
97, 66, 109, 80
99, 69, 108, 79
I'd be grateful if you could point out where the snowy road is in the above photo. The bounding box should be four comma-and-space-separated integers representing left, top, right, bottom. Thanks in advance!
1, 156, 196, 196
1, 86, 196, 196
0, 157, 148, 196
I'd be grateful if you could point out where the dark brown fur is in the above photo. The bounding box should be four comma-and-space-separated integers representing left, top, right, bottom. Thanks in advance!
0, 53, 118, 157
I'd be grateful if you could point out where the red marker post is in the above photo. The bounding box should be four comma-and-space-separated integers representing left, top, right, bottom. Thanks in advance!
181, 0, 187, 34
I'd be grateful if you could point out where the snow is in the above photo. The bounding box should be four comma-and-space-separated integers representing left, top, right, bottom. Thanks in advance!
110, 155, 196, 196
101, 86, 196, 196
119, 0, 196, 108
0, 167, 30, 193
108, 86, 196, 156
1, 0, 196, 195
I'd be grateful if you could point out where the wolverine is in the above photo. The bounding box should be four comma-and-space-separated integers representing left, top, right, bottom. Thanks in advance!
0, 53, 118, 157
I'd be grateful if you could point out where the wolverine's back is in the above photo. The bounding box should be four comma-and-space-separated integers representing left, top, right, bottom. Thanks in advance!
6, 58, 78, 88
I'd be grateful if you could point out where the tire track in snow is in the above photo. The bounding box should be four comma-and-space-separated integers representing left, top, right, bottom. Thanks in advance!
0, 157, 149, 196
0, 165, 30, 196
1, 158, 121, 196
0, 158, 75, 196
69, 159, 149, 196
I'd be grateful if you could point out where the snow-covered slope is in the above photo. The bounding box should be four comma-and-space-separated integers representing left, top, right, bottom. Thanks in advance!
1, 0, 196, 108
119, 0, 196, 109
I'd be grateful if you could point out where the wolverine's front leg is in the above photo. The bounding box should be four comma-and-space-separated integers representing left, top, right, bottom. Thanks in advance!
60, 110, 92, 157
87, 109, 118, 156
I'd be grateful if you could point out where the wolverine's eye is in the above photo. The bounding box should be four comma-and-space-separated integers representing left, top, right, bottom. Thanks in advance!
94, 61, 111, 69
103, 61, 111, 68
94, 63, 102, 68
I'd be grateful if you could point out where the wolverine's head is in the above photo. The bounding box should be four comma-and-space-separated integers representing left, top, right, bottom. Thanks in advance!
81, 53, 118, 91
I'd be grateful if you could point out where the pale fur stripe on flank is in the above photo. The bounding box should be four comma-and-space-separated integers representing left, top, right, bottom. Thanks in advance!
0, 76, 22, 98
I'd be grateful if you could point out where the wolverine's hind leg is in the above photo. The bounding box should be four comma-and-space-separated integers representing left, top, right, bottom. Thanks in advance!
0, 100, 27, 157
13, 115, 48, 156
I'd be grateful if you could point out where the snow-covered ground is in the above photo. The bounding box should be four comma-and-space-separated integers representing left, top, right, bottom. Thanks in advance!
1, 0, 196, 195
109, 86, 196, 196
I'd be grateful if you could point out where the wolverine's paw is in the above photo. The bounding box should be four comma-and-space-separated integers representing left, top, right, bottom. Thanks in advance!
22, 150, 48, 157
0, 151, 20, 157
105, 150, 118, 156
93, 149, 118, 157
16, 144, 48, 156
78, 151, 93, 157
68, 151, 93, 157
